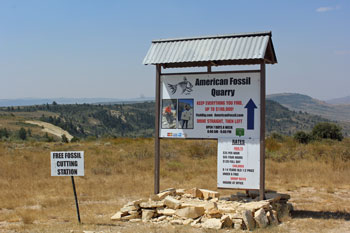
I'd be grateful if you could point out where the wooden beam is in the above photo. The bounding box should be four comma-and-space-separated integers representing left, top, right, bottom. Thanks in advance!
207, 65, 212, 72
259, 62, 266, 201
158, 69, 260, 76
159, 59, 266, 68
154, 65, 161, 194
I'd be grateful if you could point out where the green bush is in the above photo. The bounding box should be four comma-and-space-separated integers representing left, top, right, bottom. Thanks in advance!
312, 122, 343, 141
294, 131, 312, 144
70, 137, 80, 142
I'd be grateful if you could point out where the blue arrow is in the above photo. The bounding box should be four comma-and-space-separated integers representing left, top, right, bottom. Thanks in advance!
244, 99, 257, 130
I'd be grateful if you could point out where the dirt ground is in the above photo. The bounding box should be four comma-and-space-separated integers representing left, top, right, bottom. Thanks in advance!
1, 187, 349, 233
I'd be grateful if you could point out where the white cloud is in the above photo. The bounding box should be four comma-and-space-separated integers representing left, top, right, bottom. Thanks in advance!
316, 7, 333, 12
316, 5, 340, 13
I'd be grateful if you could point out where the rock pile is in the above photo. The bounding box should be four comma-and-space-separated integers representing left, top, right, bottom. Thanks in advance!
111, 188, 292, 230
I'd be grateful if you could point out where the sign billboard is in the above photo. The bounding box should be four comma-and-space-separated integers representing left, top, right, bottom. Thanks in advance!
217, 138, 260, 189
160, 72, 260, 139
51, 151, 84, 176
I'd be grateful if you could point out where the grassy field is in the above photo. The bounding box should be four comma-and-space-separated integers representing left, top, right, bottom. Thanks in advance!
0, 138, 350, 232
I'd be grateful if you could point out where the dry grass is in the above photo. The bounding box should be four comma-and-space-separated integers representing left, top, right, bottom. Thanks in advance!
0, 138, 349, 232
265, 137, 350, 191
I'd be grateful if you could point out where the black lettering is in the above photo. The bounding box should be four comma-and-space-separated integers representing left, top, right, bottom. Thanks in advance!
229, 77, 251, 85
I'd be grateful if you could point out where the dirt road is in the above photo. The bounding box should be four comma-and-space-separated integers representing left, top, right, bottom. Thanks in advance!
25, 120, 73, 141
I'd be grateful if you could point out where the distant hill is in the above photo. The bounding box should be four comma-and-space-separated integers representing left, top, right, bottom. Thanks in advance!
326, 95, 350, 105
267, 93, 350, 123
0, 97, 154, 107
265, 100, 333, 135
0, 100, 340, 138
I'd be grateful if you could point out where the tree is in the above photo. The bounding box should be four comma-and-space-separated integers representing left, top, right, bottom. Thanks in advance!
0, 128, 10, 138
61, 134, 69, 143
18, 127, 27, 140
27, 128, 32, 137
312, 122, 343, 141
44, 132, 54, 142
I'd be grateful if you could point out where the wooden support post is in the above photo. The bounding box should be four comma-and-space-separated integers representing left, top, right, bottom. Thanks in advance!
207, 65, 212, 73
154, 65, 161, 194
259, 62, 266, 200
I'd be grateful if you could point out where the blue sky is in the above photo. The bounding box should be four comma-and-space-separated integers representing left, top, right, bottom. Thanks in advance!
0, 0, 349, 100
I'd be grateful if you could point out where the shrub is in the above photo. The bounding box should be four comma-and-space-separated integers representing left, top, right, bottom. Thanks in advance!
312, 122, 343, 141
266, 138, 281, 152
85, 136, 97, 141
294, 131, 312, 144
269, 132, 285, 142
70, 137, 79, 142
18, 127, 27, 140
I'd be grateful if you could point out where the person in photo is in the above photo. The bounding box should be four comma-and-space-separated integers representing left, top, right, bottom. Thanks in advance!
164, 104, 174, 125
181, 104, 192, 129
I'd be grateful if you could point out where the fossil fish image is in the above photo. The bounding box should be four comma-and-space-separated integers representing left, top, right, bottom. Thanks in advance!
167, 77, 193, 95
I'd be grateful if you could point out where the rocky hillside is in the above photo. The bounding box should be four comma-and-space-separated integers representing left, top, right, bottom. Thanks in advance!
267, 93, 350, 123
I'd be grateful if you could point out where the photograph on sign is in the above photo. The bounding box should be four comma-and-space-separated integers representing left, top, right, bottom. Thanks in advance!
51, 151, 84, 176
178, 99, 194, 129
161, 99, 177, 129
217, 138, 260, 189
160, 72, 260, 139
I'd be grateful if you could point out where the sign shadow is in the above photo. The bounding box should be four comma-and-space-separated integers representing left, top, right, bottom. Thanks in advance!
291, 210, 350, 221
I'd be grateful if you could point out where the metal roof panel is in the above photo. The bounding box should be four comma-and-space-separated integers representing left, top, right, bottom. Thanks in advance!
143, 32, 277, 66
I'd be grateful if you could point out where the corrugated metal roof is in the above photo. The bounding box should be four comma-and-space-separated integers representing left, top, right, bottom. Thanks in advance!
143, 31, 277, 67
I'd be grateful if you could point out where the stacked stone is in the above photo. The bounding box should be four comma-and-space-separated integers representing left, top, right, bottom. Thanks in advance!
111, 188, 292, 230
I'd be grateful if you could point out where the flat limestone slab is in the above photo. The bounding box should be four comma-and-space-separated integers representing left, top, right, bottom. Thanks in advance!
175, 207, 205, 219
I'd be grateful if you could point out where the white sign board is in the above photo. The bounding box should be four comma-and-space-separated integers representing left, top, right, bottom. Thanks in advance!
217, 138, 260, 189
160, 72, 260, 139
51, 151, 84, 176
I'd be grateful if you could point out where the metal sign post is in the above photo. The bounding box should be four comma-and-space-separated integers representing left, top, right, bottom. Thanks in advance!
71, 176, 81, 223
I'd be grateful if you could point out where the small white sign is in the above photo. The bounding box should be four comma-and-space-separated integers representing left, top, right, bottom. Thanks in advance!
217, 138, 259, 189
51, 151, 84, 176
